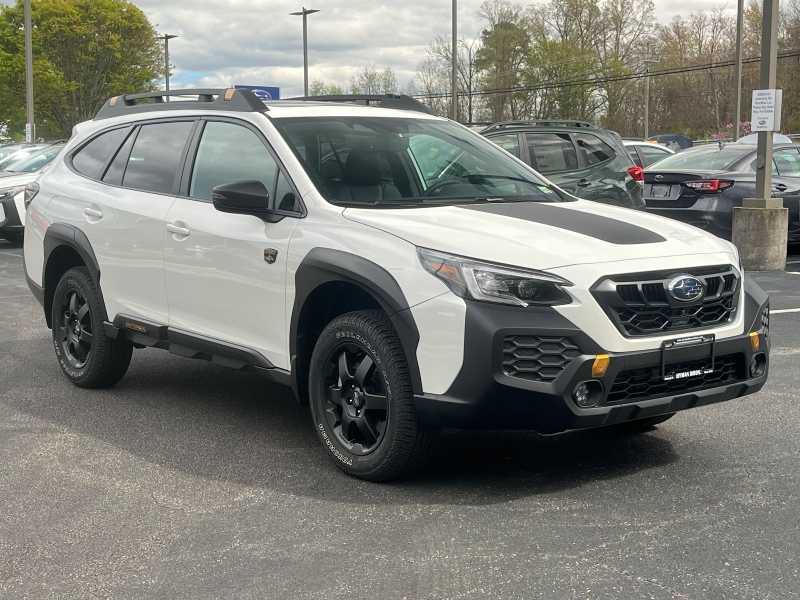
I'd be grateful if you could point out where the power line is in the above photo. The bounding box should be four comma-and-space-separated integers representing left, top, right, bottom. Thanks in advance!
414, 48, 800, 100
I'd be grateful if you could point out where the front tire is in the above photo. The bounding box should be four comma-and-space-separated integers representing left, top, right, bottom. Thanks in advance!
308, 310, 429, 481
51, 267, 133, 388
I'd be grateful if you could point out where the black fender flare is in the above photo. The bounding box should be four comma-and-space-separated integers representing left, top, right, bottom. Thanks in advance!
290, 248, 423, 396
42, 223, 107, 327
743, 275, 770, 333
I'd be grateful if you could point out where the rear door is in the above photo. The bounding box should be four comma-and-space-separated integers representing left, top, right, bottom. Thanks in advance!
54, 120, 195, 323
163, 118, 303, 368
572, 132, 640, 207
522, 132, 581, 192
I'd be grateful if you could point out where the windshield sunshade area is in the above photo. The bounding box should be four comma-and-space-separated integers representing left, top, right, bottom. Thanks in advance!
651, 145, 752, 172
2, 144, 64, 173
273, 116, 569, 207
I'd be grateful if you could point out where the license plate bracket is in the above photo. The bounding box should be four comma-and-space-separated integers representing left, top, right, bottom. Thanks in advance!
648, 184, 672, 199
661, 334, 716, 382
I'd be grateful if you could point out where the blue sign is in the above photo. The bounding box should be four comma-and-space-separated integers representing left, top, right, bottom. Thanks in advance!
235, 85, 280, 101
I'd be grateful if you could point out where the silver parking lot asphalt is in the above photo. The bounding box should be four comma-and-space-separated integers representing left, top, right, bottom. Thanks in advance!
1, 239, 799, 599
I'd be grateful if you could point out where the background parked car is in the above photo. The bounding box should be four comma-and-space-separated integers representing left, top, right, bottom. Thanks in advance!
623, 140, 675, 167
481, 120, 644, 209
0, 143, 65, 243
642, 142, 800, 242
647, 133, 694, 151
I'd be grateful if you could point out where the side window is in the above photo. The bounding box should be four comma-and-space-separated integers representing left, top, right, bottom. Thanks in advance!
123, 121, 194, 194
489, 133, 521, 158
773, 149, 800, 177
72, 127, 131, 179
275, 171, 301, 212
627, 148, 643, 166
637, 145, 671, 167
190, 121, 278, 202
102, 129, 136, 186
574, 133, 616, 166
526, 133, 578, 173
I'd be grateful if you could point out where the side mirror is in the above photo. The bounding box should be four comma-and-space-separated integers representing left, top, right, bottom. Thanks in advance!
211, 180, 284, 223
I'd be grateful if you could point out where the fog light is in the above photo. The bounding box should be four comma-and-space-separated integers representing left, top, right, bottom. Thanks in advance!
749, 353, 767, 378
573, 380, 603, 408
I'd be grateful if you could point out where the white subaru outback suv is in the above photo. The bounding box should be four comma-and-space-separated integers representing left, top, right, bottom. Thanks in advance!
23, 89, 770, 481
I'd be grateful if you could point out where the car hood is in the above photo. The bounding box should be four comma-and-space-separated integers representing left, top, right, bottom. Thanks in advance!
343, 200, 736, 270
0, 171, 37, 188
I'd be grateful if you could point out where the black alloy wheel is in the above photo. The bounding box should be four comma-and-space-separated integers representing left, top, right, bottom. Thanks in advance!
324, 343, 389, 455
56, 289, 94, 369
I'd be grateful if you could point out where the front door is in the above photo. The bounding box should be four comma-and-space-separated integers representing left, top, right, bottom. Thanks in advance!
163, 119, 302, 369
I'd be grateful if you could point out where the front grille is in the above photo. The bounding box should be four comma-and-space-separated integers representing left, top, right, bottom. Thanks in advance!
592, 266, 740, 337
607, 354, 744, 405
501, 335, 581, 382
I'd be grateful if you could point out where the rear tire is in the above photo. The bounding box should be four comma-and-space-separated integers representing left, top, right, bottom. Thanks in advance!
308, 310, 430, 482
51, 267, 132, 388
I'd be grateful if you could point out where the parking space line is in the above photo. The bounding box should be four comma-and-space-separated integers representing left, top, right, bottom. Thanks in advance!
771, 308, 800, 314
0, 252, 23, 258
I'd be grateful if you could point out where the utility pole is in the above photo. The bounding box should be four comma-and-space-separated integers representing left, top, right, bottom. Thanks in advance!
291, 7, 319, 97
732, 0, 787, 271
160, 34, 178, 101
643, 56, 658, 140
24, 0, 34, 143
451, 0, 458, 121
735, 0, 745, 140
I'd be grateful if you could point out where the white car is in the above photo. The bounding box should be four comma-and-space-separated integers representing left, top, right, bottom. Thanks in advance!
0, 143, 65, 242
23, 89, 770, 481
623, 140, 675, 168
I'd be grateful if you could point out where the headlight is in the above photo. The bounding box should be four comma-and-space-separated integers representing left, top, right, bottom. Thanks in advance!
0, 185, 26, 201
417, 248, 573, 307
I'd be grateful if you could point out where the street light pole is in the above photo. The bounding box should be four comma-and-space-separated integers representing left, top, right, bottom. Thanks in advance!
732, 0, 787, 271
451, 0, 458, 121
24, 0, 34, 142
754, 0, 780, 204
160, 34, 178, 101
735, 0, 744, 140
291, 7, 320, 97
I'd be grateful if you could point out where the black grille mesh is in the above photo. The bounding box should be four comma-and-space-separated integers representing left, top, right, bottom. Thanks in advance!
607, 355, 743, 404
502, 335, 581, 382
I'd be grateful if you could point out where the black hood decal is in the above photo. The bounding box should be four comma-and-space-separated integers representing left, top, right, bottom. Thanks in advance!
460, 202, 666, 245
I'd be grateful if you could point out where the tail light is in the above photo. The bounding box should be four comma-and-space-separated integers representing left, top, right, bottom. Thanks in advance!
627, 165, 644, 182
683, 179, 733, 193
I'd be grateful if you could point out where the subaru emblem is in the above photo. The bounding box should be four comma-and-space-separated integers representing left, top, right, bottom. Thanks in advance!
667, 275, 705, 302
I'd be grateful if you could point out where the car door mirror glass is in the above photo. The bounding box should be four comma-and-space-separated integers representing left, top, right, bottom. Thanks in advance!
212, 180, 283, 222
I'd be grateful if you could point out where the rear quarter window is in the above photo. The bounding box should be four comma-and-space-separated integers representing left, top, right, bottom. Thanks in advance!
72, 127, 131, 179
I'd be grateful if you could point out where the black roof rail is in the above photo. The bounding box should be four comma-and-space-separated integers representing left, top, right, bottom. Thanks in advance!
94, 88, 266, 120
481, 119, 596, 134
290, 94, 433, 114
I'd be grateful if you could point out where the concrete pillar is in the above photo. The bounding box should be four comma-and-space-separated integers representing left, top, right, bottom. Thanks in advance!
732, 199, 788, 271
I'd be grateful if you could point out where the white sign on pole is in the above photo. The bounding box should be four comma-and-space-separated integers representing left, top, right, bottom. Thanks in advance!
25, 122, 33, 143
751, 89, 783, 132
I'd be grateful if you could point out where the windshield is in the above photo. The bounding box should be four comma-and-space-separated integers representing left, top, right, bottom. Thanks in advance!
651, 145, 752, 172
0, 145, 29, 164
274, 117, 568, 207
2, 144, 63, 173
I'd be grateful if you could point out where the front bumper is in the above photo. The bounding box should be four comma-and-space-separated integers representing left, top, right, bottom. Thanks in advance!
415, 283, 770, 434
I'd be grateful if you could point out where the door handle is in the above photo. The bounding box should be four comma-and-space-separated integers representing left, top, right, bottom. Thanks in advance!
577, 179, 591, 187
166, 223, 191, 237
774, 183, 788, 192
83, 207, 103, 220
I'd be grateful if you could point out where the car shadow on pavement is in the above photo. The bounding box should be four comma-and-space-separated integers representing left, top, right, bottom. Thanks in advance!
2, 339, 679, 507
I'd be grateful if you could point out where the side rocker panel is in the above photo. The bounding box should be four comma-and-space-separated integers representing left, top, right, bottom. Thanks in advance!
291, 248, 423, 397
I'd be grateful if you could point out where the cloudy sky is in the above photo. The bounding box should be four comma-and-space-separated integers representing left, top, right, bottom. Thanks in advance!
4, 0, 737, 97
